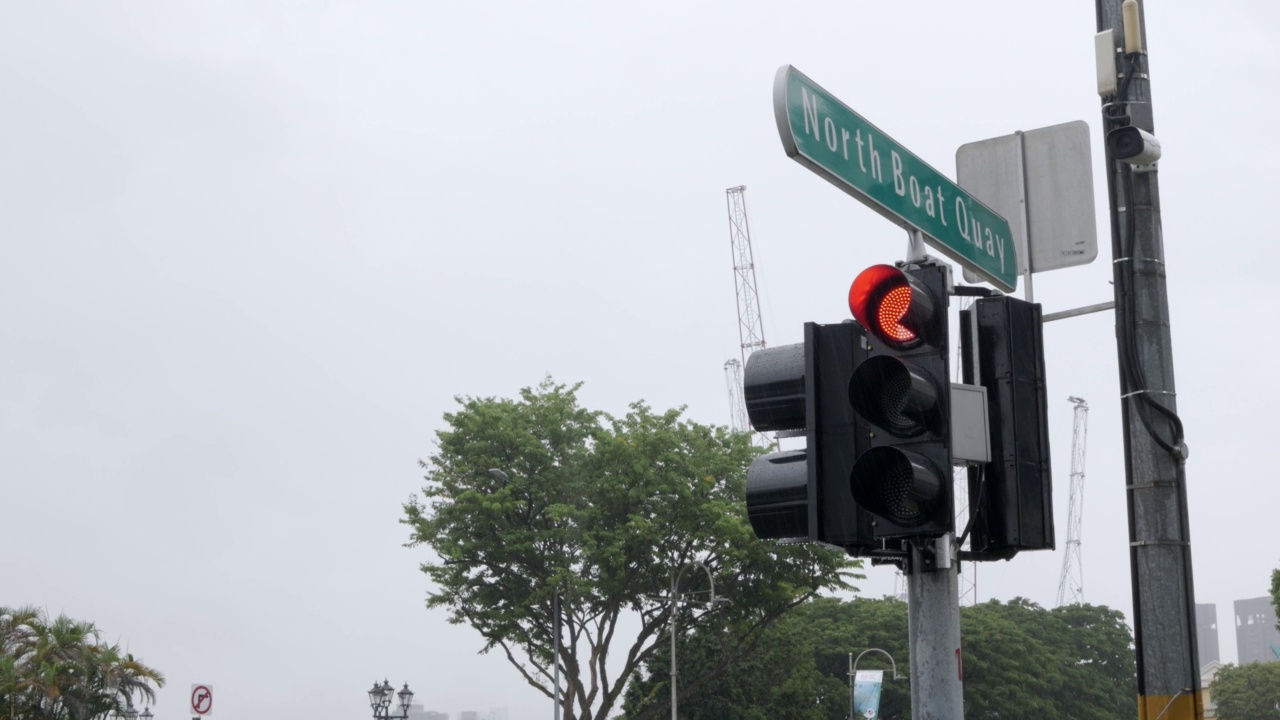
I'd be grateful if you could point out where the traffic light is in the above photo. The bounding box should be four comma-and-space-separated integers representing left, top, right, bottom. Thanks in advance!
845, 263, 954, 539
960, 295, 1054, 558
743, 321, 875, 552
743, 258, 1050, 558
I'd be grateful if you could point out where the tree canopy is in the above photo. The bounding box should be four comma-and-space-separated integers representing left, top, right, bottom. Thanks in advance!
0, 605, 164, 720
962, 599, 1135, 720
403, 379, 857, 720
1209, 661, 1280, 720
1271, 563, 1280, 633
624, 595, 910, 720
622, 596, 1137, 720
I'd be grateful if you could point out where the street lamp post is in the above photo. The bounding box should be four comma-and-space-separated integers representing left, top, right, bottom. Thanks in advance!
657, 560, 727, 720
849, 648, 907, 719
366, 679, 414, 720
111, 700, 152, 720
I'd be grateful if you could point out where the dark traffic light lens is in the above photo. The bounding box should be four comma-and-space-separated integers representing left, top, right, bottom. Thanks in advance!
879, 367, 918, 432
849, 355, 939, 437
850, 447, 943, 526
881, 454, 922, 519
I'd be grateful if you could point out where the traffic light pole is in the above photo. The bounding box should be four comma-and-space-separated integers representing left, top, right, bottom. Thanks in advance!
1096, 1, 1202, 717
906, 535, 963, 720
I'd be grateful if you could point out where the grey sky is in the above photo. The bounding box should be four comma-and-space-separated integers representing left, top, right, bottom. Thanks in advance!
2, 1, 1277, 718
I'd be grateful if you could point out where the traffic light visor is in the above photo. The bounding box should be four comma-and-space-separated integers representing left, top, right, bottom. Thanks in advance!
746, 451, 810, 540
848, 264, 935, 348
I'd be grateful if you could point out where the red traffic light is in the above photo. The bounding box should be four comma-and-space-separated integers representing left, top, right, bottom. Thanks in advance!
848, 264, 937, 348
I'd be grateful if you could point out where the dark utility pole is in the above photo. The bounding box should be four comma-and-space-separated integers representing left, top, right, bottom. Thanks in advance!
1095, 1, 1202, 718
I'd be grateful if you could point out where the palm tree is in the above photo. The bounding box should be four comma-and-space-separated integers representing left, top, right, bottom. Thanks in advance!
85, 643, 164, 718
28, 612, 98, 718
1, 605, 42, 710
0, 606, 164, 720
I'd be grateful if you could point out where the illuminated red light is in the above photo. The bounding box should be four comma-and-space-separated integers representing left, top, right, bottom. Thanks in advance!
877, 285, 916, 343
849, 264, 929, 347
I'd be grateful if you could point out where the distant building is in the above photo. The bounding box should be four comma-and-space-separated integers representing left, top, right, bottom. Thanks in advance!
1201, 660, 1223, 719
405, 704, 449, 720
1234, 596, 1280, 665
404, 703, 506, 719
1197, 602, 1220, 668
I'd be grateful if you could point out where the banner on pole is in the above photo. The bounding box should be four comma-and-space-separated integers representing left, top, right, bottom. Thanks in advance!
852, 670, 884, 719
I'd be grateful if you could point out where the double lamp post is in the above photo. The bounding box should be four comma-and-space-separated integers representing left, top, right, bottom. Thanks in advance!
367, 679, 414, 720
111, 702, 153, 720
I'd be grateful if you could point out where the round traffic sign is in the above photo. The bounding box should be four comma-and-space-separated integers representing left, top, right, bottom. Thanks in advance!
190, 684, 213, 716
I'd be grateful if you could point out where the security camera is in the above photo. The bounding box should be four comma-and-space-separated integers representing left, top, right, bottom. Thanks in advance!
1107, 126, 1161, 165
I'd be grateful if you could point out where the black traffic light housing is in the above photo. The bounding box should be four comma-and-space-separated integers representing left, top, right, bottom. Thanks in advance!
744, 322, 876, 552
961, 295, 1054, 559
743, 257, 1052, 561
845, 263, 954, 539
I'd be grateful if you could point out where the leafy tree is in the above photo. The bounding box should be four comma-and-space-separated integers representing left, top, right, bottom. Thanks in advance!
624, 597, 911, 720
1210, 661, 1280, 720
1271, 564, 1280, 633
0, 605, 164, 720
624, 596, 1136, 720
403, 379, 858, 720
962, 599, 1136, 720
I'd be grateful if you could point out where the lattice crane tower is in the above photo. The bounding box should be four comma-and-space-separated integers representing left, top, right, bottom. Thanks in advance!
724, 186, 767, 434
1056, 396, 1090, 606
724, 359, 748, 433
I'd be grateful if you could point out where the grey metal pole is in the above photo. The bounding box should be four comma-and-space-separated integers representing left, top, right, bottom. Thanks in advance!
553, 592, 562, 720
670, 573, 678, 720
848, 653, 855, 720
658, 561, 721, 720
905, 229, 927, 263
1095, 1, 1202, 718
906, 536, 963, 719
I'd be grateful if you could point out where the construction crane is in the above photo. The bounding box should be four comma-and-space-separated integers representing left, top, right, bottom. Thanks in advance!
1057, 396, 1089, 606
724, 186, 767, 435
724, 359, 748, 433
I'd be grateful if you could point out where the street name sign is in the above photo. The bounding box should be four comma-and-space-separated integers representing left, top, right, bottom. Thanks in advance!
773, 65, 1018, 292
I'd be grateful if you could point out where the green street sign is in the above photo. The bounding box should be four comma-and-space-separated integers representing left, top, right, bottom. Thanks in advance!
774, 65, 1017, 292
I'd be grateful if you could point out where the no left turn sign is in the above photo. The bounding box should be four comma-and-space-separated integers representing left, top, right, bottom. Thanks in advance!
190, 684, 213, 716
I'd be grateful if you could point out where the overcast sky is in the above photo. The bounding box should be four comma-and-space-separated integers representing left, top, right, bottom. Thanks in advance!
3, 1, 1278, 718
